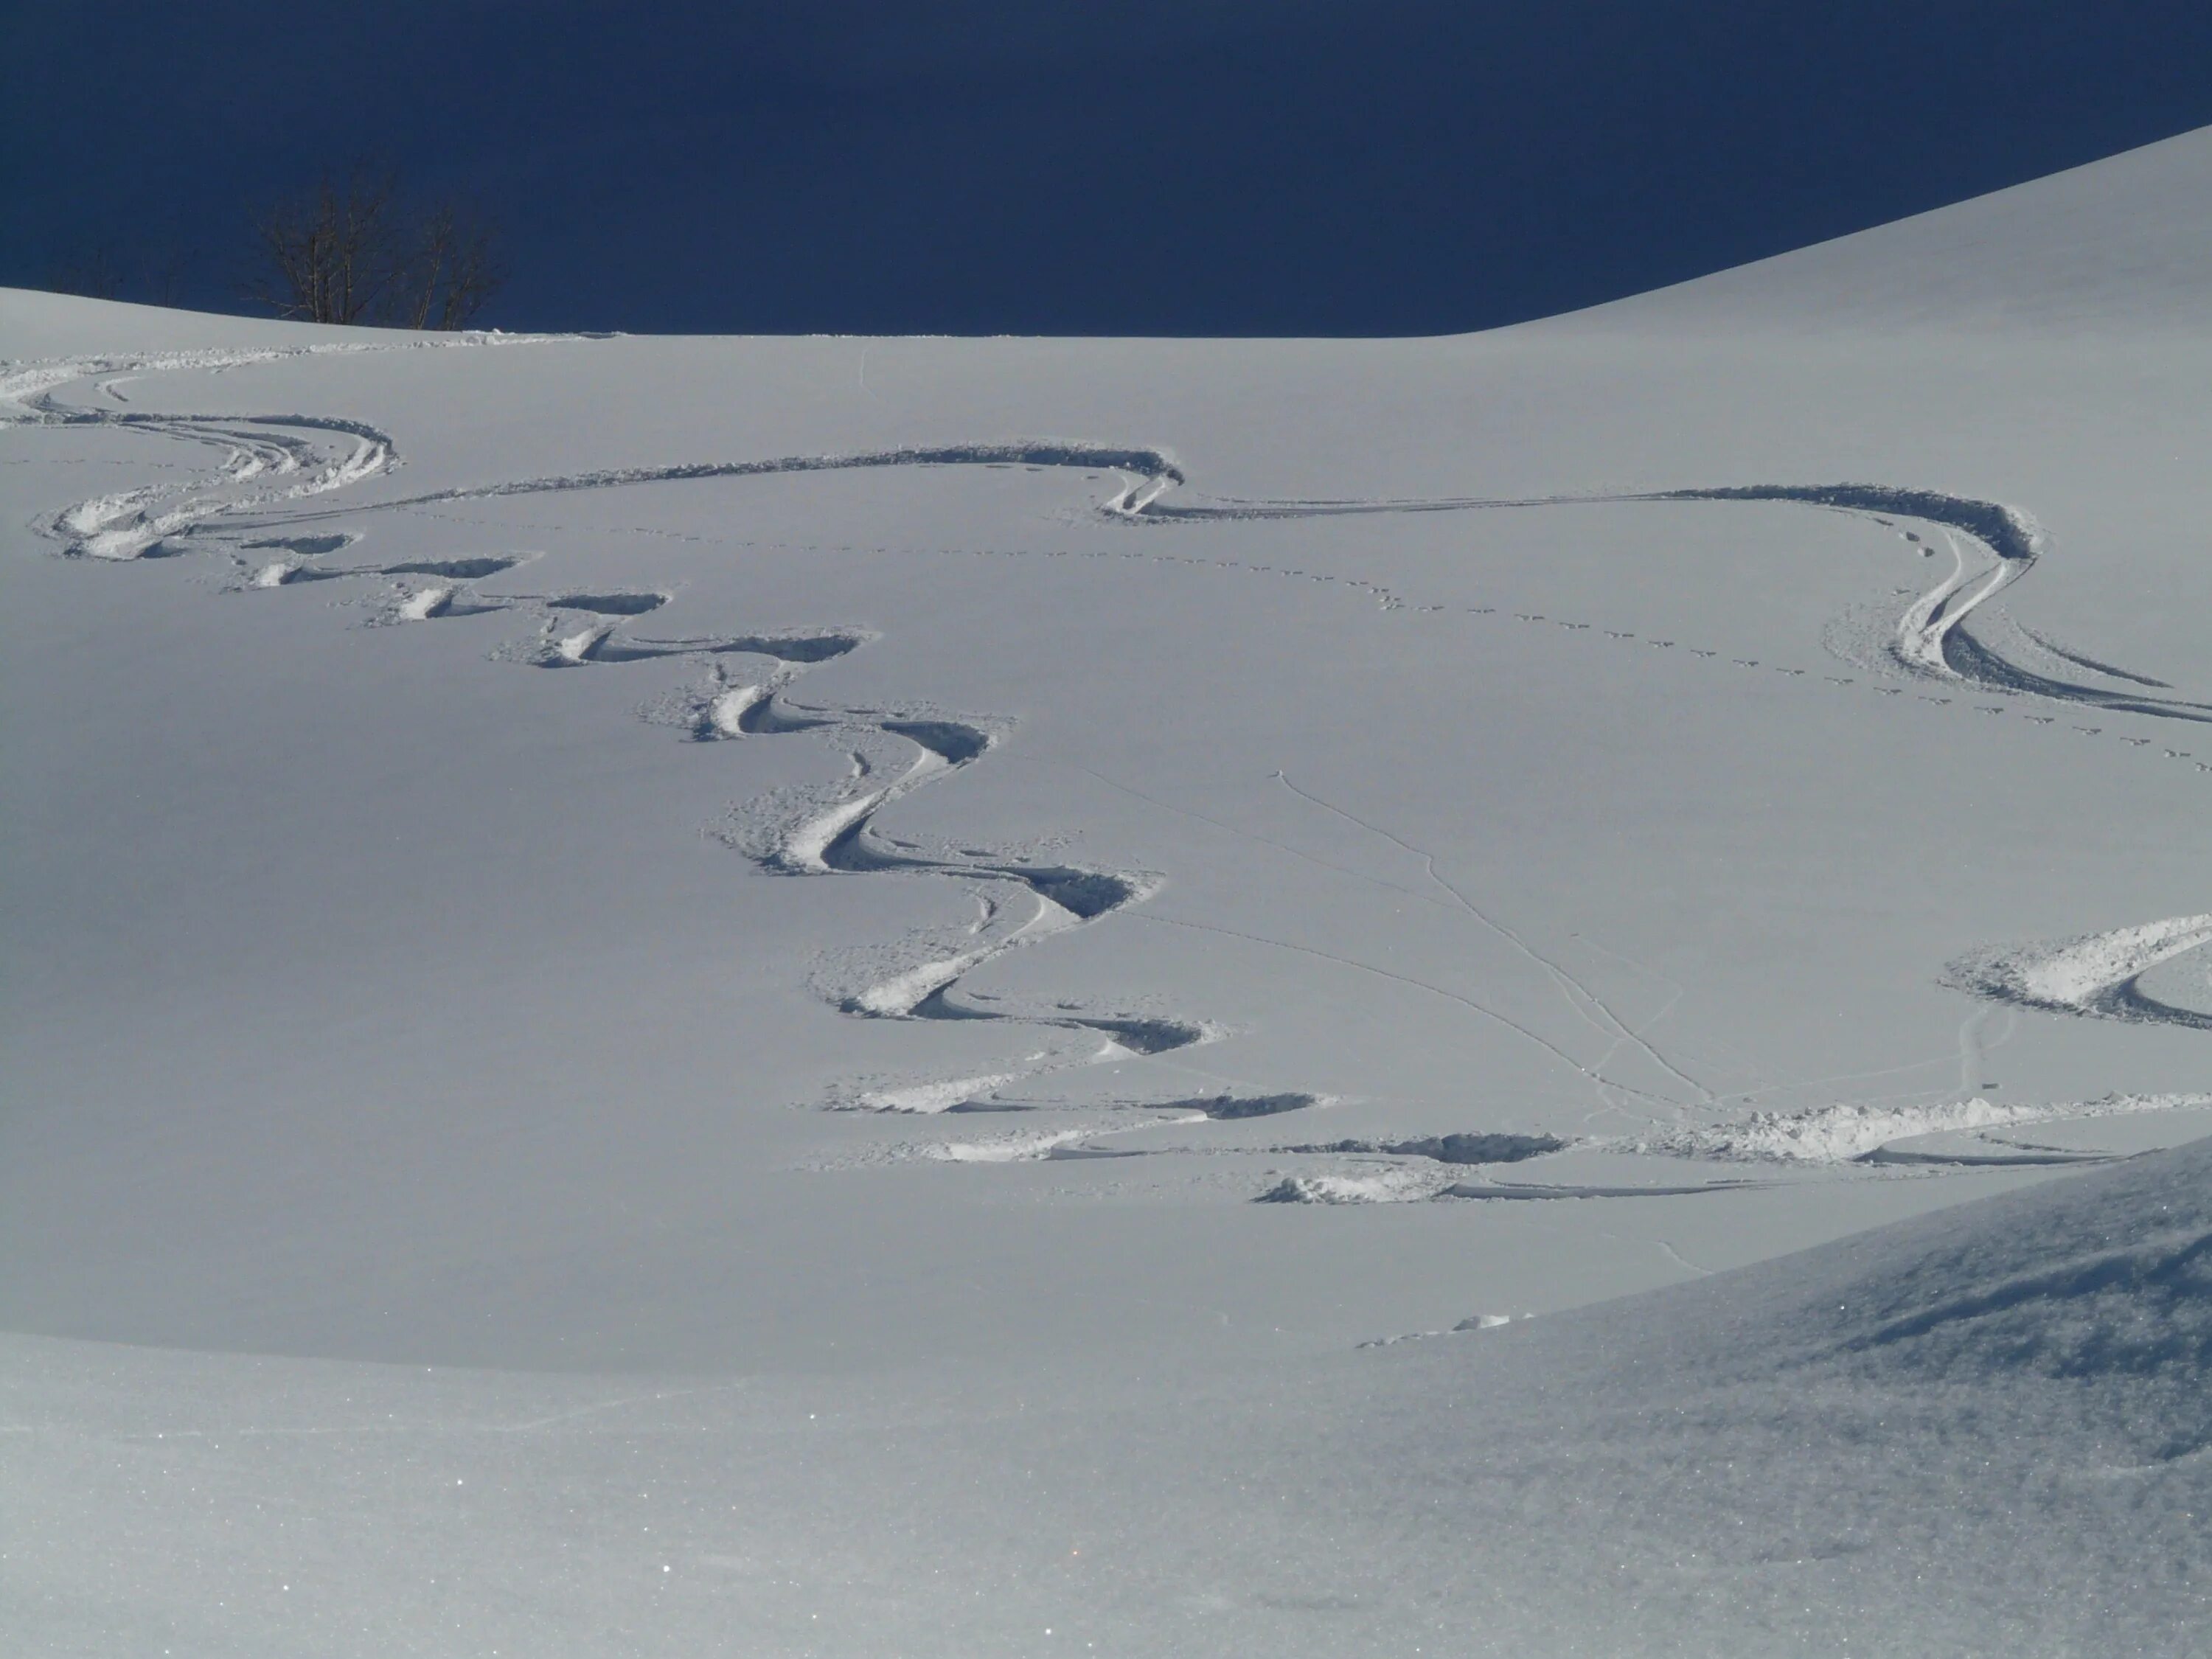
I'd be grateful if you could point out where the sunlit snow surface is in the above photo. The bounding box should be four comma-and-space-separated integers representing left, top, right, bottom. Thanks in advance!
6, 129, 2212, 1655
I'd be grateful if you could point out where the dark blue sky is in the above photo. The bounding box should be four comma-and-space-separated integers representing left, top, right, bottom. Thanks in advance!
7, 1, 2211, 335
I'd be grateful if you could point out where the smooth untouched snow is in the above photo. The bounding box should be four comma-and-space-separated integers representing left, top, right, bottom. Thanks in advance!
6, 126, 2212, 1656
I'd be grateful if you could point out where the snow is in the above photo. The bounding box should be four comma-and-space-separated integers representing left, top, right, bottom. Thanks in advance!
1947, 914, 2212, 1026
1631, 1090, 2212, 1165
4, 127, 2211, 1653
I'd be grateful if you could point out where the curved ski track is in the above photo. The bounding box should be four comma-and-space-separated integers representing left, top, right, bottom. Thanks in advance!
254, 432, 2212, 726
1945, 914, 2212, 1032
13, 370, 1221, 1117
695, 676, 1214, 1109
12, 347, 2205, 1174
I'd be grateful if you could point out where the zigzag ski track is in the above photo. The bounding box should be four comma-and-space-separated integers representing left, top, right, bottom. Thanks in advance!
10, 342, 2205, 1186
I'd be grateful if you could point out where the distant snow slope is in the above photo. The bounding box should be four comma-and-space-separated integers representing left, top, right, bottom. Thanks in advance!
4, 127, 2211, 1655
1599, 119, 2212, 333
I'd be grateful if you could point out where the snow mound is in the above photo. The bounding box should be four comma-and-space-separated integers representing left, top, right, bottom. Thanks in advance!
1630, 1092, 2212, 1164
1801, 1137, 2212, 1394
1534, 1132, 2212, 1445
1945, 914, 2212, 1029
1256, 1167, 1444, 1204
1281, 1135, 2212, 1652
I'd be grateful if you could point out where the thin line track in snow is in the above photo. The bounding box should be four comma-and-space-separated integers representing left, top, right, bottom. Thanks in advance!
1274, 769, 1718, 1110
1128, 911, 1683, 1110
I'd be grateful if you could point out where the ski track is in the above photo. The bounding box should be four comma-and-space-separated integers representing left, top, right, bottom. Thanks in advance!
1946, 915, 2212, 1032
13, 366, 1217, 1116
391, 465, 2212, 756
13, 349, 2206, 1184
1618, 1091, 2212, 1164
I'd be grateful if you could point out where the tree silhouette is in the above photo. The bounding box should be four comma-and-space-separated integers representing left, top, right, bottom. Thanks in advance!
253, 170, 504, 329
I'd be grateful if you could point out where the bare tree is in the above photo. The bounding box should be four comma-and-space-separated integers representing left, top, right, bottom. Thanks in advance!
48, 242, 201, 310
143, 247, 198, 310
252, 170, 501, 330
394, 202, 505, 330
49, 244, 126, 302
253, 170, 404, 324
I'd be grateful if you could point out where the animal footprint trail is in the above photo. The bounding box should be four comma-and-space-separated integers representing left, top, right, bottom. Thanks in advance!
328, 440, 1190, 526
425, 445, 2201, 730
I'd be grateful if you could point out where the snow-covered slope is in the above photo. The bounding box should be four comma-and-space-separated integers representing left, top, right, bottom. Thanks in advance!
1603, 119, 2212, 334
4, 128, 2210, 1655
8, 1112, 2205, 1656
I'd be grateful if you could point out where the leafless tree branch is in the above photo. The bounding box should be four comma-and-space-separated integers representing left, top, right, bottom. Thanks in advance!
399, 202, 506, 330
251, 170, 500, 330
